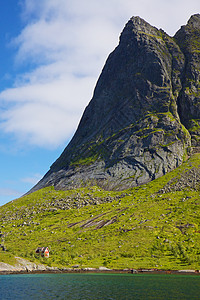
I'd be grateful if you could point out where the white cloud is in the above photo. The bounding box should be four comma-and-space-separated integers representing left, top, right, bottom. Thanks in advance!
21, 173, 42, 184
0, 188, 21, 197
0, 74, 95, 147
0, 0, 200, 148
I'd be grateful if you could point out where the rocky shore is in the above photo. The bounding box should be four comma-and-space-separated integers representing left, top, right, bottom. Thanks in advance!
0, 258, 199, 275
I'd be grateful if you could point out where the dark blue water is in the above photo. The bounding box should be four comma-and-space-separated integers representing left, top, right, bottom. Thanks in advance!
0, 273, 199, 300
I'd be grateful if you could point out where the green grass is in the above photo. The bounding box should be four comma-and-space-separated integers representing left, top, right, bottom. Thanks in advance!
0, 154, 200, 270
70, 154, 99, 167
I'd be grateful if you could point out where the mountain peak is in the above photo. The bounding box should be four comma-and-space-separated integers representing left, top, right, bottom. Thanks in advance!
120, 16, 160, 42
187, 13, 200, 28
174, 13, 200, 40
30, 15, 200, 193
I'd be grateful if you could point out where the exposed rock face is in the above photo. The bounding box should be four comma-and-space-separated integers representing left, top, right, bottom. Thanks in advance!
174, 14, 200, 146
32, 15, 200, 192
0, 257, 47, 273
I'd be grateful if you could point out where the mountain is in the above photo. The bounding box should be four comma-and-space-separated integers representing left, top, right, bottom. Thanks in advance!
1, 15, 200, 272
31, 15, 200, 192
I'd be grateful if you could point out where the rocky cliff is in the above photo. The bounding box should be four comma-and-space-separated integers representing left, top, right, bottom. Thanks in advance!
31, 14, 200, 192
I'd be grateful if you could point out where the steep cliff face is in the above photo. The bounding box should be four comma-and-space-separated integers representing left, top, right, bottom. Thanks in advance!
31, 15, 200, 192
174, 14, 200, 146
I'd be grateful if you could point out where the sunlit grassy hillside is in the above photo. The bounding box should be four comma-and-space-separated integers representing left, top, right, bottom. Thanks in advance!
0, 154, 200, 270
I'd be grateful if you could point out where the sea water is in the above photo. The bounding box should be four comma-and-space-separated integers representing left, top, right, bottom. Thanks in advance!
0, 273, 199, 299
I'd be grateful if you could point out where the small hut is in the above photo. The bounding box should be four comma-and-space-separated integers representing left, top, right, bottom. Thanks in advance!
35, 246, 49, 258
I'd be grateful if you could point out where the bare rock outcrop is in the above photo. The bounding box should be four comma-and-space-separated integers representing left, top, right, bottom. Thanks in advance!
0, 257, 47, 273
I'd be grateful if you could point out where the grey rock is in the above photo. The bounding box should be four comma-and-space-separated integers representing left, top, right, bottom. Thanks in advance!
99, 266, 112, 271
0, 257, 47, 273
82, 267, 97, 271
30, 15, 200, 193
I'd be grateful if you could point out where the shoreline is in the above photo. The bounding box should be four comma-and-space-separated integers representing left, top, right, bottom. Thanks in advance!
1, 268, 199, 276
1, 258, 199, 275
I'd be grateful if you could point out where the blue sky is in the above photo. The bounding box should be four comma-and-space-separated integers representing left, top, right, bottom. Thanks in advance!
0, 0, 200, 206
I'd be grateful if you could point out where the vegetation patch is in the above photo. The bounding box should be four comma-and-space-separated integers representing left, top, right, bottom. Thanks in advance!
70, 154, 99, 167
0, 154, 200, 270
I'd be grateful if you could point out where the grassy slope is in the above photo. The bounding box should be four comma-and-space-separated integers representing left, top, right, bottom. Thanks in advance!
0, 154, 200, 270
